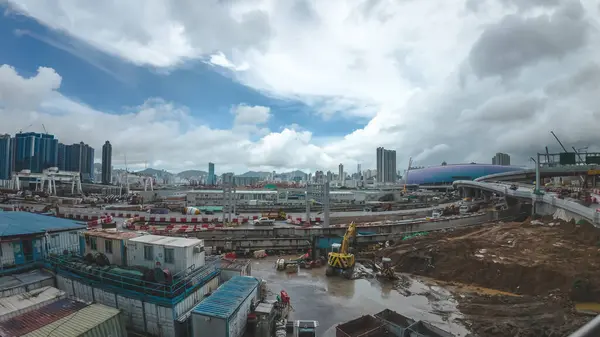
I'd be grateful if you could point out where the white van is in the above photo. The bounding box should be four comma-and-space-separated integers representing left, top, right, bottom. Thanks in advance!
459, 205, 470, 214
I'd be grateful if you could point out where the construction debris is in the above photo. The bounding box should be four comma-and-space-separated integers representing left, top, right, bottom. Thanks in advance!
379, 218, 600, 337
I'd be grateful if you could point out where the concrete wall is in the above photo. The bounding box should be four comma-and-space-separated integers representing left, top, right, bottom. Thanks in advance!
203, 211, 523, 253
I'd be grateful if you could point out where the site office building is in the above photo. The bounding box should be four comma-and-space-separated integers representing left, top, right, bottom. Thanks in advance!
0, 212, 84, 270
55, 233, 219, 337
126, 235, 206, 274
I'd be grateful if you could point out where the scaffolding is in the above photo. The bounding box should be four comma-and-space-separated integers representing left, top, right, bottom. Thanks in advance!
306, 181, 330, 227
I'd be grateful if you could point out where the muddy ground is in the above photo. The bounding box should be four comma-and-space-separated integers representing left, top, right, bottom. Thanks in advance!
376, 217, 600, 337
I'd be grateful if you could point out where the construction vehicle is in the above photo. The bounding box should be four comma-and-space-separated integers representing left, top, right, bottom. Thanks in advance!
261, 209, 287, 220
377, 257, 397, 280
326, 222, 357, 279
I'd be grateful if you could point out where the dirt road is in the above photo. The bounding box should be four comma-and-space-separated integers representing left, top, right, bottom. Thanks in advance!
379, 218, 599, 337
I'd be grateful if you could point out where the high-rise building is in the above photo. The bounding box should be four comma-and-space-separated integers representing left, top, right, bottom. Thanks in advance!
13, 132, 58, 173
208, 162, 215, 185
376, 147, 384, 182
492, 153, 510, 166
338, 163, 344, 182
101, 141, 112, 185
376, 147, 397, 183
61, 142, 95, 182
57, 143, 67, 171
0, 134, 13, 180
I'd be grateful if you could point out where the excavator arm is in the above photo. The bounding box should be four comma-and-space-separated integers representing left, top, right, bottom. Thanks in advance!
340, 222, 357, 254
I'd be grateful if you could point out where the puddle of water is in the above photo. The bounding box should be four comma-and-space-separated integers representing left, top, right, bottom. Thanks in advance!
421, 277, 521, 297
251, 258, 470, 337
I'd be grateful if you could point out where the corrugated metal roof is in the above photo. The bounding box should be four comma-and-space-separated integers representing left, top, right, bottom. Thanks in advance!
192, 276, 259, 319
0, 212, 85, 237
129, 234, 202, 247
0, 286, 65, 318
85, 229, 141, 240
0, 269, 53, 292
0, 298, 88, 336
23, 303, 121, 337
0, 298, 121, 337
220, 259, 250, 271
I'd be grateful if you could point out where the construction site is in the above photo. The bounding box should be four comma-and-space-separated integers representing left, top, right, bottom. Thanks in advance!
367, 216, 600, 337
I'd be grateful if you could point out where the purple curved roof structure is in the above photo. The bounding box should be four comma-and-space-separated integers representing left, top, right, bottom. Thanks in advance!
406, 164, 525, 185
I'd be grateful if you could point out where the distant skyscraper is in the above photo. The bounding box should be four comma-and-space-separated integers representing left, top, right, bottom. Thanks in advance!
208, 162, 215, 185
492, 153, 510, 166
376, 147, 397, 183
62, 142, 95, 182
101, 141, 112, 185
13, 132, 58, 173
0, 134, 13, 180
338, 163, 344, 182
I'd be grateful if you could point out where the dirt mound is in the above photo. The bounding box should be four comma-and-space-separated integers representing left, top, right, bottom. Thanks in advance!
384, 221, 600, 301
457, 293, 589, 337
380, 220, 600, 336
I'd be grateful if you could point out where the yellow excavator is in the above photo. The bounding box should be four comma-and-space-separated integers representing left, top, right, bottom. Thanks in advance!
326, 222, 357, 279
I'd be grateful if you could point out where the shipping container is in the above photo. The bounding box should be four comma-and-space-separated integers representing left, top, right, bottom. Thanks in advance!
0, 298, 127, 337
219, 259, 251, 283
374, 309, 415, 337
56, 273, 219, 337
127, 235, 205, 275
406, 321, 454, 337
191, 276, 260, 337
336, 315, 384, 337
83, 230, 142, 266
0, 286, 66, 321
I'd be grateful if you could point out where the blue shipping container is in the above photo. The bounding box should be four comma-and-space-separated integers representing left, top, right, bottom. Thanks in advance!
191, 276, 260, 337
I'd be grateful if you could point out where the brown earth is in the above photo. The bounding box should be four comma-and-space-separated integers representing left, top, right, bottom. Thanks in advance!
378, 218, 600, 337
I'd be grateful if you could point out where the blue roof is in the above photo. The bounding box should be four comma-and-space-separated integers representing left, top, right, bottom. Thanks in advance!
192, 276, 259, 319
0, 212, 86, 237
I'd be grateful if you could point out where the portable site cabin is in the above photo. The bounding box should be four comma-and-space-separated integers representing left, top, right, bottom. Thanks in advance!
0, 212, 86, 272
82, 230, 142, 266
126, 235, 205, 275
191, 276, 260, 337
220, 259, 251, 283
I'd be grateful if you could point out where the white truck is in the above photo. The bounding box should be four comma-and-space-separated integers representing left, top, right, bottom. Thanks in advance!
254, 217, 275, 226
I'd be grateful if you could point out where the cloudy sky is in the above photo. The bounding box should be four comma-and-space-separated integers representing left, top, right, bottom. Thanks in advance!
0, 0, 598, 174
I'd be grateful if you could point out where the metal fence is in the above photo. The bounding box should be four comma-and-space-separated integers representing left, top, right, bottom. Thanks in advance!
46, 254, 220, 303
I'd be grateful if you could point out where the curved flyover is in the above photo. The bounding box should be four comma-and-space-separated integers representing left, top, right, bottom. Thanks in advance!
453, 180, 600, 225
474, 164, 600, 182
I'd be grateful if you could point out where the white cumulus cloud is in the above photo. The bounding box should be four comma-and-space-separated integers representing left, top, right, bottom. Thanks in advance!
3, 0, 600, 173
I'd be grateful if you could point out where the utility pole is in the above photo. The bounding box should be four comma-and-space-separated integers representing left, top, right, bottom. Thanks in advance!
306, 180, 330, 227
222, 173, 236, 223
535, 153, 540, 194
